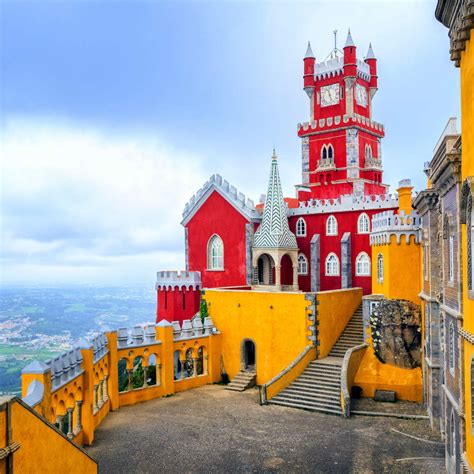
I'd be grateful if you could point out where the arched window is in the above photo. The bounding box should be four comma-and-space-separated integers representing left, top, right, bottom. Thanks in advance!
296, 217, 307, 237
365, 144, 372, 160
377, 253, 384, 283
208, 235, 224, 270
358, 213, 370, 234
298, 254, 308, 275
449, 321, 455, 374
355, 252, 371, 276
325, 253, 340, 276
327, 144, 334, 159
326, 215, 338, 235
321, 145, 327, 160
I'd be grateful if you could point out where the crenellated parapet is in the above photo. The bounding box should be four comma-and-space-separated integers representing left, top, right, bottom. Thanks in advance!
155, 270, 201, 290
288, 193, 398, 217
117, 324, 161, 348
311, 56, 371, 81
297, 113, 384, 137
172, 317, 217, 340
181, 174, 260, 225
370, 210, 421, 245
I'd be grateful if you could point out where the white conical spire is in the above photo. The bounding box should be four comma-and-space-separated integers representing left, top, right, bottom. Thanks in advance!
344, 28, 355, 48
366, 42, 376, 59
304, 41, 315, 59
253, 150, 297, 249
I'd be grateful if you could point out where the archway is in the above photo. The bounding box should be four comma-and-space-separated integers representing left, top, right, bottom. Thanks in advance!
241, 339, 256, 372
280, 254, 293, 287
257, 254, 274, 285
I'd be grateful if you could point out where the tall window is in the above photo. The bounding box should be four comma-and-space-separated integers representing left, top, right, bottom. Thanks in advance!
358, 213, 370, 234
296, 217, 307, 237
449, 322, 455, 375
326, 215, 338, 235
377, 254, 384, 283
298, 254, 308, 275
449, 235, 454, 282
321, 146, 327, 160
325, 253, 340, 276
450, 410, 456, 459
365, 144, 372, 160
208, 235, 224, 270
355, 252, 371, 276
327, 144, 334, 159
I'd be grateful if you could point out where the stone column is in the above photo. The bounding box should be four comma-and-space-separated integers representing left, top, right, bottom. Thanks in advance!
274, 265, 281, 290
180, 358, 186, 380
310, 234, 321, 292
103, 375, 109, 401
292, 264, 299, 291
127, 369, 132, 391
75, 401, 83, 434
157, 364, 162, 386
340, 232, 352, 289
192, 358, 198, 377
66, 408, 74, 439
98, 380, 104, 407
143, 366, 148, 387
93, 384, 99, 413
204, 355, 209, 375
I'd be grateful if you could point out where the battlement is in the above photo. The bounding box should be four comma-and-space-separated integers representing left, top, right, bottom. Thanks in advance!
288, 193, 398, 217
182, 174, 260, 225
370, 210, 421, 245
155, 270, 201, 290
312, 56, 371, 81
297, 113, 384, 136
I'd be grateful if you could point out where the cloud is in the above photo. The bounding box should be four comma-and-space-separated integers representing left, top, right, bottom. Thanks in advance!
0, 117, 208, 284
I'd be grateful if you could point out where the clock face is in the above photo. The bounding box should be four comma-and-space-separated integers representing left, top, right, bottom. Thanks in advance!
320, 84, 340, 107
355, 84, 368, 107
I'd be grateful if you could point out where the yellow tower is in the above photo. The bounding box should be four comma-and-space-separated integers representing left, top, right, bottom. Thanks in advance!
370, 179, 421, 304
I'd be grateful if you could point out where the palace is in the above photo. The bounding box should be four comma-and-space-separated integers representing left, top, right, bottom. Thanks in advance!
156, 31, 399, 326
2, 3, 474, 472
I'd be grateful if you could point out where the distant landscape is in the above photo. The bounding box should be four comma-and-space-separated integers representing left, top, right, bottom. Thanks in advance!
0, 286, 156, 395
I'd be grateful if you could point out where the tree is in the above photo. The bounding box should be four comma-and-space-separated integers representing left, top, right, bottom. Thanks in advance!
200, 299, 208, 324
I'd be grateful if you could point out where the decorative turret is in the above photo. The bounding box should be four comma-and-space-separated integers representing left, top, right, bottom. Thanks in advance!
365, 42, 378, 98
252, 149, 299, 291
343, 29, 357, 81
303, 41, 315, 98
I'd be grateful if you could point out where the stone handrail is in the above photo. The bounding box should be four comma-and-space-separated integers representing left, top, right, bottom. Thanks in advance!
259, 345, 315, 405
340, 343, 368, 417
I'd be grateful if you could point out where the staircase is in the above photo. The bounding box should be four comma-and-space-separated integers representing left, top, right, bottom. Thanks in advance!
226, 371, 256, 392
268, 358, 343, 414
267, 305, 364, 415
328, 305, 364, 357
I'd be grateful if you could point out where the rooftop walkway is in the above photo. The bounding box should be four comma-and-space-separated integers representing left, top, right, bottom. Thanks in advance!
86, 385, 444, 473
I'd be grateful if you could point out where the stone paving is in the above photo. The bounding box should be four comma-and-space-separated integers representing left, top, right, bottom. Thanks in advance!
86, 385, 445, 473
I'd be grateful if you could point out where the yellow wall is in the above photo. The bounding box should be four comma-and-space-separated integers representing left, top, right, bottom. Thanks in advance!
204, 289, 313, 385
6, 398, 97, 473
371, 234, 421, 304
354, 346, 423, 402
461, 35, 474, 467
398, 185, 414, 213
317, 288, 363, 357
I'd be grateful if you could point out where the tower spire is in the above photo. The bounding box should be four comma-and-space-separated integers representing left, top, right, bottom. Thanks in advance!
366, 42, 376, 59
304, 41, 315, 59
344, 28, 355, 48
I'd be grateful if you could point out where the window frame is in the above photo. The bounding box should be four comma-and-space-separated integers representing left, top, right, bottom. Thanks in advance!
355, 252, 371, 277
357, 213, 370, 234
449, 321, 455, 375
298, 254, 308, 275
377, 253, 384, 283
326, 215, 338, 236
296, 217, 307, 237
325, 253, 340, 276
207, 234, 224, 271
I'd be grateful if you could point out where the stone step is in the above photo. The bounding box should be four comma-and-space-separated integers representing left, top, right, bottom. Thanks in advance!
274, 394, 341, 409
292, 380, 340, 390
302, 371, 340, 380
304, 366, 341, 373
285, 384, 340, 396
282, 388, 340, 402
268, 398, 342, 415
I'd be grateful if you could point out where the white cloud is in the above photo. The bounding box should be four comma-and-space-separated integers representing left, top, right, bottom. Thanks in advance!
0, 117, 208, 285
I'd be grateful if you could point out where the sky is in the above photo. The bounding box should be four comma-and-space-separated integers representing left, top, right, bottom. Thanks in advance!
0, 0, 460, 286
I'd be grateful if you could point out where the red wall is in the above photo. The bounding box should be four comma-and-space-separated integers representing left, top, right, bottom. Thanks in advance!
186, 190, 249, 288
289, 207, 396, 295
156, 286, 200, 324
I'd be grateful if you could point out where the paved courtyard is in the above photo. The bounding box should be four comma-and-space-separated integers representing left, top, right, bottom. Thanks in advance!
86, 385, 445, 473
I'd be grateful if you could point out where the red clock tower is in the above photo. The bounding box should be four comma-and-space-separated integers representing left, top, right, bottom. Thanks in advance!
297, 30, 387, 200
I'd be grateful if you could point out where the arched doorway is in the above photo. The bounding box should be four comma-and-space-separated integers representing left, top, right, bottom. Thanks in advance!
257, 254, 274, 285
280, 253, 293, 287
241, 339, 256, 372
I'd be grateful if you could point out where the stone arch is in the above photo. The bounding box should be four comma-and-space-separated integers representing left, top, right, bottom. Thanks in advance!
118, 357, 130, 392
255, 252, 275, 285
